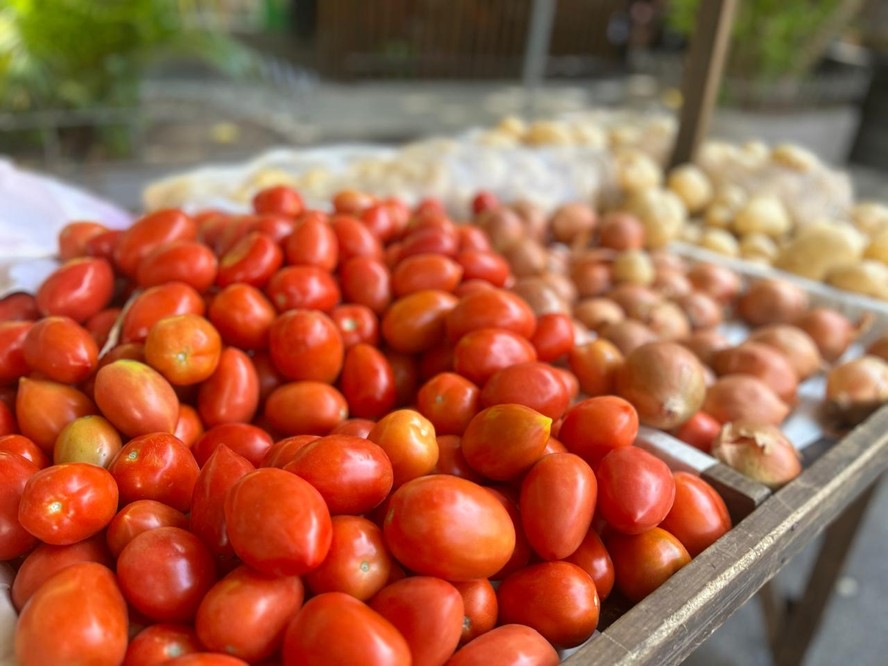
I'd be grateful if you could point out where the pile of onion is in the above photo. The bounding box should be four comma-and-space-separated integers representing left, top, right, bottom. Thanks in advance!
825, 356, 888, 426
712, 422, 802, 490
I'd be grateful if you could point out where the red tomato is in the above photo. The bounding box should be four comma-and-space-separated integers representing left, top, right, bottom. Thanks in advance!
14, 562, 128, 666
94, 360, 179, 437
338, 257, 392, 315
0, 292, 40, 322
253, 185, 304, 216
452, 579, 497, 645
86, 307, 122, 349
266, 265, 341, 313
225, 468, 332, 575
331, 418, 376, 438
285, 217, 339, 271
261, 434, 320, 468
251, 213, 296, 243
137, 240, 218, 292
383, 475, 515, 581
520, 452, 597, 560
446, 288, 536, 342
144, 314, 222, 386
480, 362, 569, 420
606, 527, 691, 602
454, 251, 510, 287
195, 566, 305, 662
124, 624, 203, 665
368, 409, 438, 487
530, 312, 574, 362
0, 451, 40, 559
456, 226, 493, 253
330, 303, 379, 349
18, 462, 117, 545
331, 216, 384, 262
192, 423, 272, 467
497, 561, 599, 648
174, 404, 205, 449
340, 343, 396, 419
23, 316, 98, 384
448, 624, 559, 666
304, 515, 392, 600
85, 229, 123, 261
433, 435, 484, 483
118, 526, 217, 622
471, 191, 499, 214
418, 342, 454, 380
0, 401, 14, 436
0, 321, 32, 384
416, 372, 480, 436
568, 339, 623, 397
381, 290, 458, 354
565, 528, 616, 601
58, 221, 108, 260
333, 190, 375, 214
559, 396, 639, 467
208, 284, 276, 350
264, 382, 348, 435
370, 576, 464, 666
361, 203, 398, 242
386, 351, 419, 407
452, 327, 537, 386
217, 232, 283, 288
36, 257, 115, 323
460, 404, 550, 481
391, 253, 463, 297
15, 378, 96, 452
122, 282, 206, 344
164, 653, 249, 665
0, 434, 49, 469
115, 209, 197, 278
673, 411, 722, 453
54, 414, 122, 467
251, 350, 283, 405
485, 487, 533, 579
106, 499, 189, 558
597, 447, 676, 535
658, 471, 732, 557
269, 309, 344, 383
197, 348, 260, 427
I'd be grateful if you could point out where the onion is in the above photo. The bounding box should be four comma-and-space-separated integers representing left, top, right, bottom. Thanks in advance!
607, 284, 663, 321
712, 342, 799, 403
680, 329, 731, 366
687, 263, 741, 305
712, 422, 802, 489
506, 240, 548, 277
477, 208, 526, 252
511, 278, 568, 315
550, 202, 598, 244
615, 341, 707, 428
653, 270, 693, 300
793, 308, 864, 362
867, 335, 888, 362
540, 272, 578, 306
546, 246, 571, 275
612, 250, 655, 286
650, 251, 688, 275
574, 298, 625, 332
825, 356, 888, 426
676, 292, 723, 329
598, 212, 645, 251
601, 320, 659, 355
570, 261, 612, 298
703, 375, 789, 426
737, 279, 809, 326
646, 302, 692, 341
747, 325, 823, 380
510, 200, 548, 242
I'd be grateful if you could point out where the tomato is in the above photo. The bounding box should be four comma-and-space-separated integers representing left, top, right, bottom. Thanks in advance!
118, 526, 216, 622
18, 462, 117, 545
606, 527, 691, 602
265, 382, 348, 435
174, 404, 205, 448
461, 404, 550, 481
124, 624, 203, 665
54, 414, 122, 467
15, 562, 128, 666
497, 561, 599, 648
0, 321, 32, 384
361, 203, 398, 242
673, 411, 721, 453
94, 360, 179, 437
115, 209, 197, 278
340, 343, 396, 419
383, 475, 515, 581
447, 624, 558, 666
381, 290, 458, 354
250, 350, 284, 405
192, 423, 272, 467
36, 257, 115, 323
225, 468, 332, 575
330, 303, 379, 349
86, 229, 124, 261
386, 351, 419, 407
164, 653, 249, 665
0, 434, 49, 468
559, 396, 639, 468
284, 217, 339, 271
452, 579, 497, 644
480, 362, 569, 420
122, 282, 206, 343
304, 515, 392, 600
137, 240, 218, 292
416, 372, 480, 436
0, 292, 40, 322
0, 451, 40, 559
483, 487, 532, 579
195, 565, 304, 662
11, 534, 113, 610
446, 288, 535, 343
266, 265, 341, 313
453, 251, 510, 288
217, 232, 283, 288
23, 315, 98, 384
338, 257, 392, 314
144, 314, 222, 386
331, 418, 376, 438
520, 452, 596, 561
253, 185, 304, 216
251, 213, 296, 243
208, 284, 276, 350
471, 191, 499, 215
0, 400, 14, 435
529, 312, 574, 362
568, 339, 624, 397
565, 528, 615, 601
331, 215, 384, 262
261, 434, 319, 468
269, 309, 344, 383
597, 446, 676, 535
370, 576, 464, 666
333, 190, 375, 215
106, 499, 189, 558
197, 348, 260, 427
658, 471, 732, 557
390, 253, 463, 297
15, 378, 97, 452
433, 435, 484, 483
58, 221, 108, 260
86, 307, 122, 348
368, 409, 438, 487
453, 328, 537, 386
418, 342, 454, 380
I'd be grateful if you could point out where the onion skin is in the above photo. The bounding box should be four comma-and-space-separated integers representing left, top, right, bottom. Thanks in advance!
703, 375, 790, 426
598, 212, 645, 251
477, 208, 526, 252
506, 241, 548, 277
573, 298, 625, 332
551, 203, 597, 244
747, 325, 823, 381
712, 422, 802, 490
646, 302, 691, 341
601, 320, 659, 356
737, 279, 809, 326
541, 272, 577, 306
680, 329, 731, 366
793, 308, 859, 363
825, 356, 888, 426
511, 278, 568, 316
868, 336, 888, 362
712, 342, 799, 404
607, 285, 662, 321
653, 271, 693, 300
677, 292, 723, 330
570, 262, 612, 298
687, 263, 741, 305
615, 342, 706, 429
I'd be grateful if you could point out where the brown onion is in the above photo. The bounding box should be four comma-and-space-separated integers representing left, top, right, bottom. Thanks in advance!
738, 279, 809, 326
646, 301, 692, 341
574, 298, 625, 332
676, 292, 723, 329
653, 270, 693, 300
477, 208, 526, 252
598, 212, 645, 251
601, 320, 659, 355
550, 202, 598, 244
867, 335, 888, 362
650, 251, 688, 275
712, 422, 802, 489
687, 263, 741, 305
511, 278, 568, 315
703, 375, 789, 426
510, 200, 548, 242
712, 342, 799, 403
506, 240, 548, 277
540, 271, 578, 306
680, 329, 731, 366
825, 356, 888, 426
607, 284, 663, 321
794, 308, 864, 363
612, 250, 655, 286
615, 341, 707, 429
570, 261, 612, 298
747, 325, 823, 380
546, 246, 571, 275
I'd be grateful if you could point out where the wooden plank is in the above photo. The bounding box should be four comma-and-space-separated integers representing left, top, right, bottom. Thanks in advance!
563, 405, 888, 665
701, 463, 771, 524
670, 0, 738, 167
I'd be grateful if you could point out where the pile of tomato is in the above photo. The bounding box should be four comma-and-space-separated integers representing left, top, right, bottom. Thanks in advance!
0, 186, 731, 666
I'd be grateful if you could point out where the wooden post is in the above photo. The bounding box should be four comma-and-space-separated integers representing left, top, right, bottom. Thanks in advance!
669, 0, 738, 168
522, 0, 557, 118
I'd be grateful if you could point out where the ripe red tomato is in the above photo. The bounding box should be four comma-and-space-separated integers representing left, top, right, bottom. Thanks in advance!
114, 209, 197, 278
381, 290, 458, 354
15, 378, 97, 452
105, 499, 189, 558
461, 404, 550, 481
14, 562, 128, 666
266, 265, 341, 313
94, 359, 179, 437
264, 381, 348, 435
144, 314, 222, 386
471, 191, 500, 215
485, 487, 532, 579
565, 528, 616, 601
0, 451, 40, 559
606, 527, 691, 602
658, 472, 732, 557
340, 343, 396, 419
568, 339, 624, 397
0, 401, 14, 436
418, 341, 454, 380
0, 434, 49, 468
433, 435, 484, 483
370, 576, 464, 666
673, 411, 722, 453
260, 434, 319, 468
416, 372, 480, 436
285, 217, 339, 270
331, 216, 384, 262
124, 624, 203, 665
452, 579, 497, 645
18, 462, 118, 545
452, 327, 537, 386
225, 468, 332, 575
367, 409, 438, 487
85, 307, 122, 348
23, 316, 98, 384
0, 320, 32, 384
446, 288, 536, 343
530, 312, 574, 362
385, 351, 419, 407
164, 652, 249, 665
118, 526, 217, 622
398, 226, 459, 261
269, 309, 344, 383
454, 251, 510, 287
192, 423, 272, 467
330, 303, 379, 349
250, 213, 296, 243
596, 446, 676, 535
54, 414, 122, 467
304, 515, 392, 600
559, 396, 639, 467
361, 203, 399, 242
174, 404, 205, 448
137, 240, 218, 292
195, 565, 305, 662
36, 257, 115, 323
122, 281, 206, 343
391, 253, 463, 297
331, 418, 376, 438
215, 231, 283, 289
197, 348, 260, 427
338, 257, 392, 314
85, 229, 124, 261
0, 292, 40, 322
253, 185, 304, 216
332, 190, 375, 214
480, 361, 570, 420
457, 226, 493, 253
383, 475, 515, 581
58, 221, 108, 260
449, 624, 558, 666
208, 284, 276, 350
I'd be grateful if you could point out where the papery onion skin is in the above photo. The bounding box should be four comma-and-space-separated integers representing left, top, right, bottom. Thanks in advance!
607, 285, 663, 321
737, 279, 809, 326
573, 298, 625, 332
747, 325, 823, 381
646, 302, 691, 341
825, 356, 888, 426
703, 375, 790, 426
601, 320, 658, 356
712, 342, 799, 404
712, 421, 802, 489
793, 308, 860, 363
676, 292, 723, 330
687, 263, 741, 305
550, 203, 598, 245
680, 329, 731, 366
598, 212, 645, 251
868, 335, 888, 362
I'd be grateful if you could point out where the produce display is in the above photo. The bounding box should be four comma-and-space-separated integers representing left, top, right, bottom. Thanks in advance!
1, 183, 886, 666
